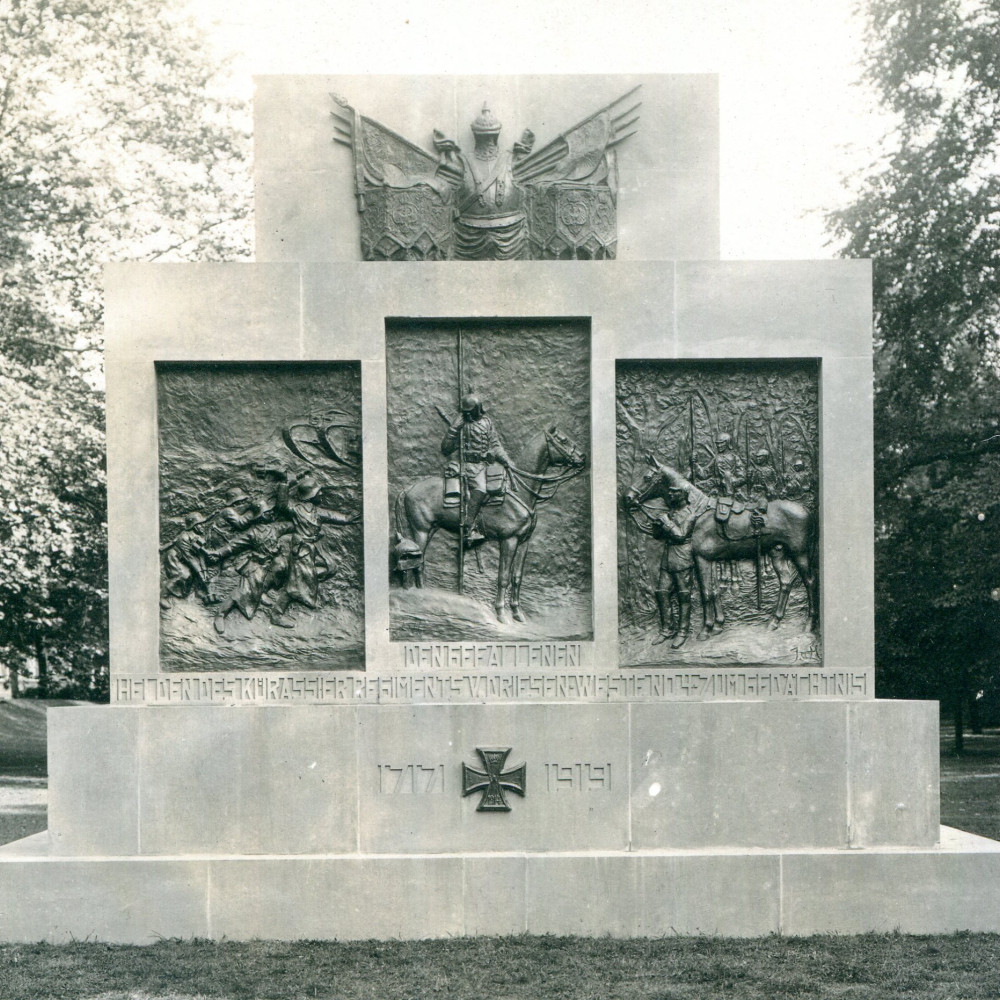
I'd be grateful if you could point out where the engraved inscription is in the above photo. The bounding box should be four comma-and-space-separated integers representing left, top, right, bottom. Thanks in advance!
379, 763, 445, 794
544, 763, 612, 791
112, 669, 869, 705
403, 643, 583, 670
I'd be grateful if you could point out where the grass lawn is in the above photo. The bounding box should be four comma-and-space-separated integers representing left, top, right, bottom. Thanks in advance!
940, 724, 1000, 841
0, 700, 51, 846
0, 700, 49, 777
0, 934, 998, 1000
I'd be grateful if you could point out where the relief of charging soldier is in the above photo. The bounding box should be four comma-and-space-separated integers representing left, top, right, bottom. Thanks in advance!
162, 469, 358, 634
160, 514, 212, 608
204, 471, 357, 634
159, 479, 275, 610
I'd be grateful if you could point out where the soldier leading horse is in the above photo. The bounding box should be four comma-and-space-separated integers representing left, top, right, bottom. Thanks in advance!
393, 425, 586, 623
622, 455, 817, 638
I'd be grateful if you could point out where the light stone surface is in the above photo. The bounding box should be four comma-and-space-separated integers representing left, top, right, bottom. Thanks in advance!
47, 707, 139, 856
208, 857, 464, 940
782, 845, 1000, 934
633, 854, 781, 936
4, 832, 1000, 941
0, 857, 210, 943
105, 259, 873, 696
847, 700, 941, 846
45, 701, 937, 855
47, 706, 358, 856
631, 702, 850, 849
356, 703, 628, 853
253, 75, 720, 263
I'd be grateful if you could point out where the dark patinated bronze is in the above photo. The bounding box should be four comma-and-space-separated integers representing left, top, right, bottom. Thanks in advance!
386, 319, 591, 642
617, 360, 820, 667
157, 363, 365, 671
461, 747, 527, 812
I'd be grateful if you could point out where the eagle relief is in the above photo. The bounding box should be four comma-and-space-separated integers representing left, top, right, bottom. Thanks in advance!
331, 88, 640, 261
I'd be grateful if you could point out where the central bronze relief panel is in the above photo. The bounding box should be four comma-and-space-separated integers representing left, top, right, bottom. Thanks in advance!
386, 318, 592, 643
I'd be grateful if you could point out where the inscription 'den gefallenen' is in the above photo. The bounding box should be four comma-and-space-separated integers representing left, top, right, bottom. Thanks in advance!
113, 670, 868, 704
403, 643, 583, 670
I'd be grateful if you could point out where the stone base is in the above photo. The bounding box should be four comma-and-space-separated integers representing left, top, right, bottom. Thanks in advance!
48, 701, 941, 855
2, 828, 1000, 941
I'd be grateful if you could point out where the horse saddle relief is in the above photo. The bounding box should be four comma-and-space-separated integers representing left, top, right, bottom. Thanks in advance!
442, 462, 507, 508
714, 496, 745, 523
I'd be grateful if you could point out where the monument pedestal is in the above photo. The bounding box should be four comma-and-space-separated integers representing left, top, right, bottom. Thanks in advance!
5, 698, 1000, 941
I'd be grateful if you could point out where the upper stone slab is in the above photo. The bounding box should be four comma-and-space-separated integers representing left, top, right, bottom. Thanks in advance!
254, 75, 719, 263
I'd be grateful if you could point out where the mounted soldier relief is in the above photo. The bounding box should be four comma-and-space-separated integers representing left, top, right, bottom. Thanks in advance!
331, 89, 640, 260
387, 319, 591, 641
617, 360, 820, 666
157, 363, 365, 670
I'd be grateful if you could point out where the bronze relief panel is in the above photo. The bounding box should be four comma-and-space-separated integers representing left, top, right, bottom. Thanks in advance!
617, 359, 820, 667
157, 362, 365, 670
386, 318, 592, 642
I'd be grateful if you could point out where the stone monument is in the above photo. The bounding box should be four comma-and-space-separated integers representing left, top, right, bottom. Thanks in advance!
2, 75, 999, 942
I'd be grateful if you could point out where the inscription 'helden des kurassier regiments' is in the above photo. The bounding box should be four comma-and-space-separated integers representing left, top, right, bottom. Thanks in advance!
331, 89, 640, 260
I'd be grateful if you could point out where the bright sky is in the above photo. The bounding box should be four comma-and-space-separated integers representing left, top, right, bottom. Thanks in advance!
189, 0, 888, 260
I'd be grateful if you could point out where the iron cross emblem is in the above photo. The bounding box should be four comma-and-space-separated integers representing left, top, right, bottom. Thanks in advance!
461, 747, 526, 812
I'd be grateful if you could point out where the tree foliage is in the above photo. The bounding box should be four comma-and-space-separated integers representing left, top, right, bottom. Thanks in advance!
829, 0, 1000, 737
0, 0, 251, 698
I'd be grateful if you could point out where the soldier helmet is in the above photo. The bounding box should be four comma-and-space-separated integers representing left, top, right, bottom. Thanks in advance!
792, 457, 807, 472
715, 432, 732, 448
224, 487, 245, 504
754, 448, 771, 462
184, 513, 201, 529
667, 485, 689, 504
470, 103, 502, 136
294, 473, 321, 501
460, 393, 482, 416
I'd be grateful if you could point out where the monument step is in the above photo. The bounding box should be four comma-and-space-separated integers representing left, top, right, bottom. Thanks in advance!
2, 828, 998, 941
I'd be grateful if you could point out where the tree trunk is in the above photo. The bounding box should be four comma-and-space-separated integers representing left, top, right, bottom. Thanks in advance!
9, 664, 19, 699
970, 692, 983, 735
34, 634, 48, 698
954, 687, 965, 754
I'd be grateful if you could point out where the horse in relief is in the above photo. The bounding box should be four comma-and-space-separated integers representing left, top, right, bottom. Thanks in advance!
622, 454, 817, 639
393, 425, 586, 623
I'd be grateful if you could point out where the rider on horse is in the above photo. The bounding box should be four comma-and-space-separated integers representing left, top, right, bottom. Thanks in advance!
711, 432, 748, 500
441, 393, 511, 547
